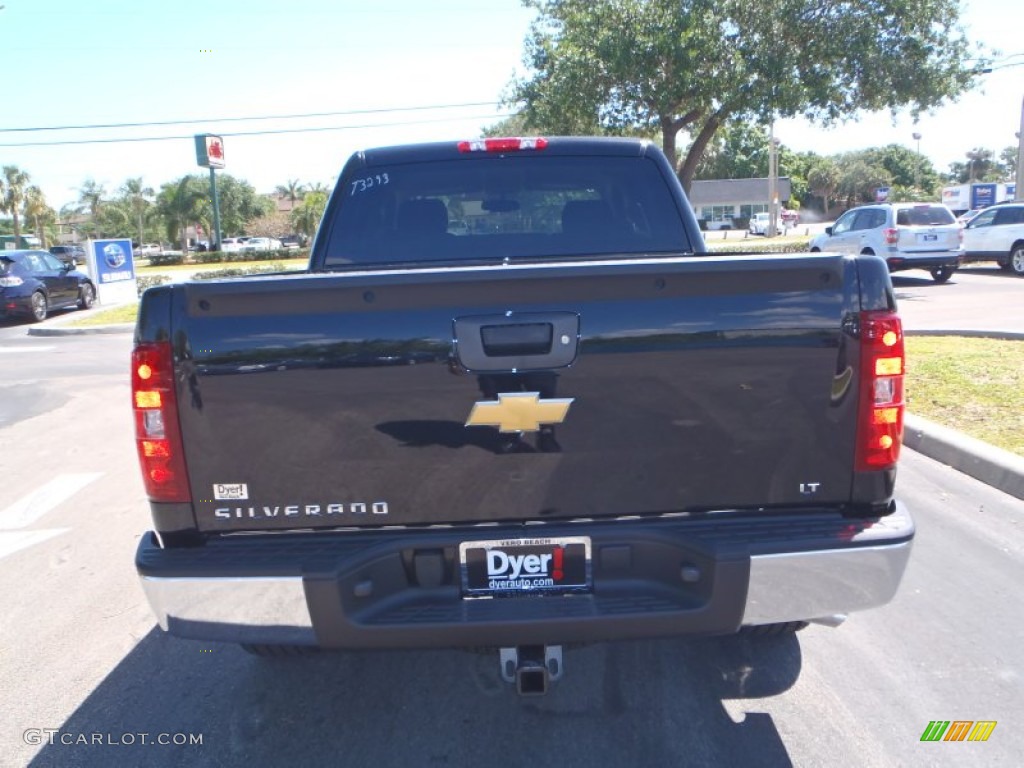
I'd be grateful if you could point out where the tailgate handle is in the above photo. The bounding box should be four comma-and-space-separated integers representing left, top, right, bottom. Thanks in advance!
481, 323, 552, 357
454, 312, 580, 372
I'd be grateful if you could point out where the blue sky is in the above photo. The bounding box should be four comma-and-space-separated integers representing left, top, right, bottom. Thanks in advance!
1, 0, 1020, 211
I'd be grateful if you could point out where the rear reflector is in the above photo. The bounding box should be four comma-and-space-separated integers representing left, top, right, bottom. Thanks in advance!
855, 311, 905, 471
131, 341, 191, 502
458, 137, 548, 153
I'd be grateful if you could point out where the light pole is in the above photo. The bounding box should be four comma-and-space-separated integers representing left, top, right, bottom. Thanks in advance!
912, 132, 922, 194
768, 125, 779, 237
1016, 96, 1023, 201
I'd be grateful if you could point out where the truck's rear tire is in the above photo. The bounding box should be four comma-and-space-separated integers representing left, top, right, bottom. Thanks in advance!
739, 621, 809, 637
240, 643, 321, 657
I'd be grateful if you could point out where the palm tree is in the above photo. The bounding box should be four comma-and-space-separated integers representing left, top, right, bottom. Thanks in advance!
2, 165, 31, 244
306, 181, 331, 195
156, 177, 204, 253
23, 186, 55, 247
274, 179, 306, 206
120, 177, 155, 246
76, 179, 107, 238
291, 191, 328, 239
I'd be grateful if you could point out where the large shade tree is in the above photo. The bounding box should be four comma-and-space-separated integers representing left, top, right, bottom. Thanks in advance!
509, 0, 984, 191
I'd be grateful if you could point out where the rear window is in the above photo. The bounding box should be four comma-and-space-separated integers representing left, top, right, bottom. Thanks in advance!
322, 155, 690, 268
895, 206, 954, 226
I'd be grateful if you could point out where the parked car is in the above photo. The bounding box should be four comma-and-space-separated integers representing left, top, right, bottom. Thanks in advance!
241, 237, 283, 252
220, 237, 250, 253
134, 243, 162, 257
0, 250, 96, 322
48, 244, 86, 266
809, 202, 961, 283
957, 208, 985, 225
748, 212, 770, 235
960, 201, 1024, 275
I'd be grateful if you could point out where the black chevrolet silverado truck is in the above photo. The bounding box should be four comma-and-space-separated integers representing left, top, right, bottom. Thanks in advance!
133, 137, 913, 694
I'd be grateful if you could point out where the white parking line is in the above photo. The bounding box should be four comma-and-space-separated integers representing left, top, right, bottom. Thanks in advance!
0, 529, 70, 561
0, 473, 103, 530
0, 346, 55, 353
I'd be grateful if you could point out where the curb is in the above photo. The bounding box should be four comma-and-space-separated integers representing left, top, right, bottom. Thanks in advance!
28, 323, 135, 337
906, 329, 1024, 341
904, 413, 1024, 502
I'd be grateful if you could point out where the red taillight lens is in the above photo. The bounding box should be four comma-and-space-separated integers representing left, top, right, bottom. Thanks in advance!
457, 137, 548, 153
132, 341, 191, 502
883, 228, 899, 245
855, 311, 905, 471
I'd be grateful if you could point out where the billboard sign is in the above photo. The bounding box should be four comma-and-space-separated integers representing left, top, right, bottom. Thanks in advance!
195, 134, 225, 168
86, 238, 137, 305
971, 183, 997, 209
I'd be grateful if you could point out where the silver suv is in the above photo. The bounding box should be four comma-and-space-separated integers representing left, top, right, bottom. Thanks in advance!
810, 202, 962, 283
960, 202, 1024, 275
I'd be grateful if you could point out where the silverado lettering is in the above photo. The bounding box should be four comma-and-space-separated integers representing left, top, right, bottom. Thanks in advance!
213, 502, 389, 519
133, 137, 914, 695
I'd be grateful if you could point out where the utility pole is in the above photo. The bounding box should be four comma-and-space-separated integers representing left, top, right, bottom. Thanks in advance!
768, 124, 779, 237
1016, 95, 1023, 201
912, 132, 922, 194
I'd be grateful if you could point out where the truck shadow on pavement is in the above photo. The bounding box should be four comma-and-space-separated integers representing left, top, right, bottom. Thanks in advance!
28, 628, 802, 767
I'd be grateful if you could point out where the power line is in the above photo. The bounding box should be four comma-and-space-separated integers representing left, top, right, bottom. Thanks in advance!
0, 113, 514, 148
0, 100, 502, 134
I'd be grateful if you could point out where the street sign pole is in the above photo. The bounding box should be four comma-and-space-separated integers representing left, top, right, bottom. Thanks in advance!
1016, 94, 1023, 201
209, 167, 222, 252
195, 134, 226, 250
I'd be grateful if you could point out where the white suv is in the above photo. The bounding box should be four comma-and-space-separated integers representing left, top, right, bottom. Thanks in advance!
960, 202, 1024, 276
809, 202, 962, 283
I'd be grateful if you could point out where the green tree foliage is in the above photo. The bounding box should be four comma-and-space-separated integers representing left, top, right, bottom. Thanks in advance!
947, 147, 1004, 184
155, 174, 272, 249
835, 153, 893, 207
695, 122, 771, 180
75, 179, 107, 238
120, 177, 156, 245
291, 191, 328, 239
998, 145, 1017, 181
807, 158, 840, 213
23, 186, 56, 247
156, 177, 204, 252
275, 179, 306, 205
214, 175, 274, 235
1, 165, 31, 243
509, 0, 984, 191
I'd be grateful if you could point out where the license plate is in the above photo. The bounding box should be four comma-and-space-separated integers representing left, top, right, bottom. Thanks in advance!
919, 233, 938, 242
459, 536, 591, 597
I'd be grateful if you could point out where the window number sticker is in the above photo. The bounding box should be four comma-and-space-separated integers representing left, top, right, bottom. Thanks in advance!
350, 173, 390, 195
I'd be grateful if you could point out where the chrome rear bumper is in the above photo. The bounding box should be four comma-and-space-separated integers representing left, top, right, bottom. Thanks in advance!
139, 502, 914, 647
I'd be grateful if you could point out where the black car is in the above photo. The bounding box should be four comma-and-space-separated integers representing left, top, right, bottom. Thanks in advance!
49, 244, 87, 266
0, 250, 96, 322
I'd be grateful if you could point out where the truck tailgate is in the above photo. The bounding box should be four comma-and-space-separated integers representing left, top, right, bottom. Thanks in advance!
173, 254, 861, 532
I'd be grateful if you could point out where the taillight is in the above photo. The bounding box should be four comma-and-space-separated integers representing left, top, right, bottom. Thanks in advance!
883, 228, 899, 245
132, 341, 191, 502
855, 311, 905, 471
457, 137, 548, 153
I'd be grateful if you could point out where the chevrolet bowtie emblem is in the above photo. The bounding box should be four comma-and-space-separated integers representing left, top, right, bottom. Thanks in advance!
465, 392, 574, 433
